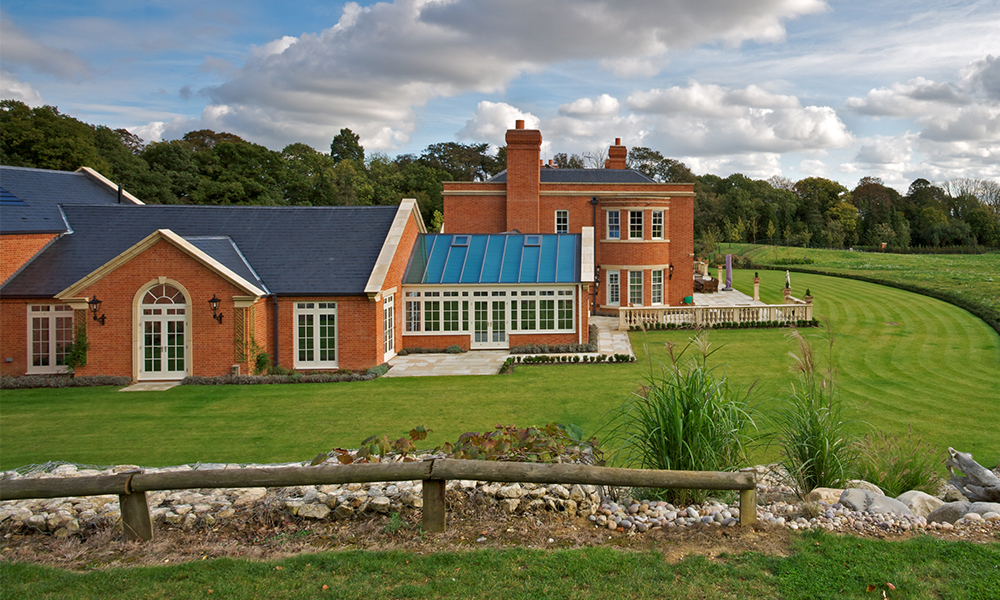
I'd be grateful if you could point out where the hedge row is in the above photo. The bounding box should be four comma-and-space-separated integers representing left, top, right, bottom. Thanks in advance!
182, 372, 377, 385
509, 324, 600, 354
0, 375, 133, 389
397, 345, 464, 355
628, 318, 819, 332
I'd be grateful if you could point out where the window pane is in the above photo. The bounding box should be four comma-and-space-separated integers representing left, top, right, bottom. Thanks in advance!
607, 211, 620, 239
630, 211, 643, 239
630, 271, 643, 306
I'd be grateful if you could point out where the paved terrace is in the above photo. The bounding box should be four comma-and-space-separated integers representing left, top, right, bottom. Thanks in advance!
384, 289, 761, 378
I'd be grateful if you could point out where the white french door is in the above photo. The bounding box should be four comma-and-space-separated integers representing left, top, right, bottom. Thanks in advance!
471, 293, 508, 349
139, 284, 188, 380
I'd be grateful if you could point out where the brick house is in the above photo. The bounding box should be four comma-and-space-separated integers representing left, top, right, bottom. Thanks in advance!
443, 121, 695, 315
2, 165, 425, 379
2, 124, 693, 379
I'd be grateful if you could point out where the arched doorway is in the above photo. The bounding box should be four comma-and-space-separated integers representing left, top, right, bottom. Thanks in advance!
138, 283, 188, 380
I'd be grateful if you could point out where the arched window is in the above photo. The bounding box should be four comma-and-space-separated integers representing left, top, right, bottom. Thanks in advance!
143, 284, 185, 305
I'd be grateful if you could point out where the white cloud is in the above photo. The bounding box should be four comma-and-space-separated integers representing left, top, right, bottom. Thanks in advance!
558, 95, 621, 118
193, 0, 828, 150
845, 77, 968, 117
625, 82, 852, 155
0, 14, 91, 79
457, 101, 540, 146
0, 70, 43, 105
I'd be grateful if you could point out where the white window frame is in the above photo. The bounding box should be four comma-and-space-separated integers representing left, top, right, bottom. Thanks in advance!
383, 294, 395, 359
555, 209, 569, 233
629, 271, 644, 306
607, 272, 620, 306
405, 292, 421, 332
651, 270, 663, 305
27, 305, 74, 374
652, 210, 664, 240
402, 287, 574, 334
607, 211, 620, 240
294, 302, 338, 369
629, 210, 644, 240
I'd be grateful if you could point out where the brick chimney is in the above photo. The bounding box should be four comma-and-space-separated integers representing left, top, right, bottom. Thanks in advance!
505, 120, 542, 233
604, 137, 628, 169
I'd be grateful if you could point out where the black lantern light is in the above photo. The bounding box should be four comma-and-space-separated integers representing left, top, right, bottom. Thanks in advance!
209, 294, 223, 324
88, 295, 106, 325
668, 263, 674, 280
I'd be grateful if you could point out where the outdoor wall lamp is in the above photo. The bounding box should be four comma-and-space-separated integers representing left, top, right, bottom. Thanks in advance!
87, 295, 106, 325
209, 294, 224, 324
668, 263, 674, 280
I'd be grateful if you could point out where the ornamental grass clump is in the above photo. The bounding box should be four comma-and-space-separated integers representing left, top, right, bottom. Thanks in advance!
777, 327, 858, 498
608, 333, 757, 504
853, 427, 942, 497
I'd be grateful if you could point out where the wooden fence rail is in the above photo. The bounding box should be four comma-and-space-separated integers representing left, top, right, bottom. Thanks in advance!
0, 459, 756, 541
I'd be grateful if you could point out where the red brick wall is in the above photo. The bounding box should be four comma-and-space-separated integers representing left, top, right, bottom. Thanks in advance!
69, 239, 248, 379
1, 298, 34, 376
381, 210, 424, 357
442, 185, 506, 233
400, 333, 470, 351
509, 333, 579, 347
504, 126, 542, 233
277, 295, 380, 372
1, 233, 57, 283
667, 197, 694, 305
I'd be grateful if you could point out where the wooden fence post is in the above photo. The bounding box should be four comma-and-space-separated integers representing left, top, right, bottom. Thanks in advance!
422, 479, 446, 532
119, 491, 153, 541
739, 487, 757, 526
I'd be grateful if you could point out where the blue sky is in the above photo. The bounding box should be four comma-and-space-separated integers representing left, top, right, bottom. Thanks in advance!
2, 0, 998, 192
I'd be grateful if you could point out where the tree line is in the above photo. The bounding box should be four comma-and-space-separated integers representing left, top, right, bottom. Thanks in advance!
3, 100, 998, 249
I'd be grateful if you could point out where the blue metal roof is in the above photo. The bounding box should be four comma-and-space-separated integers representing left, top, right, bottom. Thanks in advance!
404, 234, 581, 285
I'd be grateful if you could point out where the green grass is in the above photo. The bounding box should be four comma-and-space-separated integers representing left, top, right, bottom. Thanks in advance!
2, 531, 998, 599
633, 269, 1000, 468
744, 245, 1000, 331
1, 269, 998, 471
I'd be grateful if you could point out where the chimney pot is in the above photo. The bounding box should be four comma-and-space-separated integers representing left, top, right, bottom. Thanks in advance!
515, 119, 525, 130
615, 138, 621, 145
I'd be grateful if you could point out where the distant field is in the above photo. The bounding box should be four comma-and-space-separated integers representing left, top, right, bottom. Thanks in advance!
2, 270, 997, 471
743, 245, 1000, 327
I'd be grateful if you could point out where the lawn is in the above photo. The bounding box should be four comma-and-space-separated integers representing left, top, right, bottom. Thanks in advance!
2, 531, 998, 599
2, 269, 998, 471
742, 245, 1000, 327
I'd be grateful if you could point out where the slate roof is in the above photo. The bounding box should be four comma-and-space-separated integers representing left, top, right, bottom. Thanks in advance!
1, 204, 399, 297
404, 233, 581, 285
184, 236, 268, 293
0, 166, 127, 234
488, 168, 655, 184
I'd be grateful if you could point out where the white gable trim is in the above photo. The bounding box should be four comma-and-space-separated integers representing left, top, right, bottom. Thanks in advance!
56, 228, 265, 299
364, 198, 426, 300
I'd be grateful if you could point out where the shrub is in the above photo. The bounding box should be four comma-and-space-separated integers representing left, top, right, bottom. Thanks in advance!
606, 333, 757, 504
852, 427, 942, 497
776, 327, 858, 497
439, 423, 604, 464
0, 375, 132, 389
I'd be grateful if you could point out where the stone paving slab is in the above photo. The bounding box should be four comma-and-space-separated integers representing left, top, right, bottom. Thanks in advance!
384, 351, 510, 377
385, 317, 635, 377
692, 289, 766, 307
120, 381, 182, 392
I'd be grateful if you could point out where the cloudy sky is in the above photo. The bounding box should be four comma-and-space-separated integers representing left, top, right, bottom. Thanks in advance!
2, 0, 998, 191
